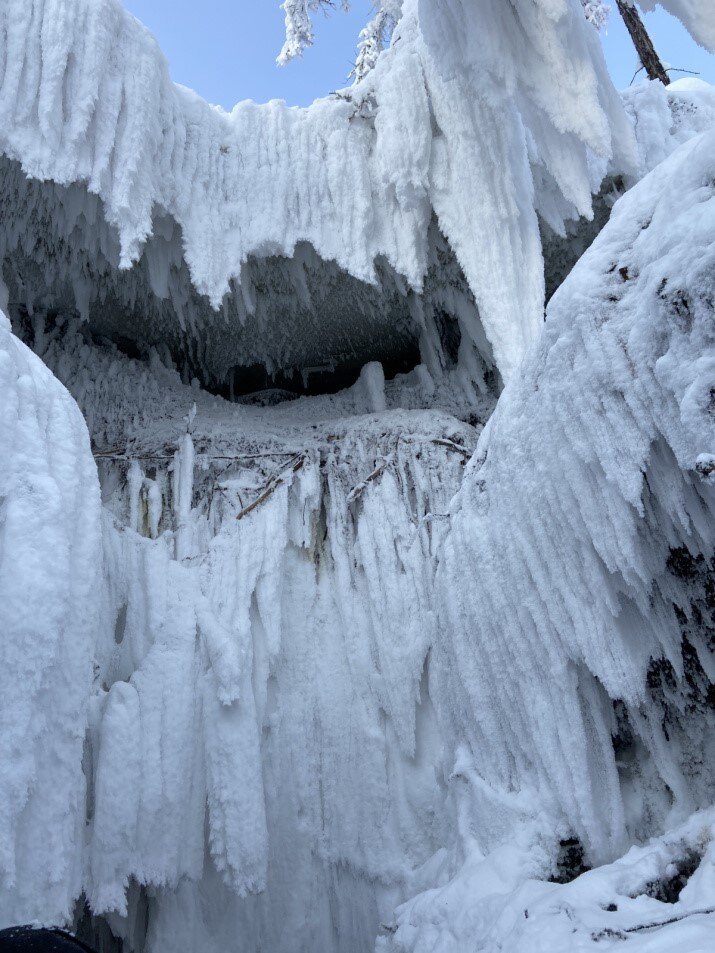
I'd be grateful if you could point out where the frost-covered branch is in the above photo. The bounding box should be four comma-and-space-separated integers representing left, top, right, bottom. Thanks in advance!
277, 0, 350, 64
351, 1, 402, 82
277, 0, 403, 79
581, 0, 610, 30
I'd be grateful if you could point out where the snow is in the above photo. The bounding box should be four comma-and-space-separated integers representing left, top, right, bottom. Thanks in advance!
4, 111, 714, 952
0, 2, 714, 952
624, 78, 715, 176
0, 313, 101, 926
381, 807, 715, 953
13, 305, 478, 950
637, 0, 715, 51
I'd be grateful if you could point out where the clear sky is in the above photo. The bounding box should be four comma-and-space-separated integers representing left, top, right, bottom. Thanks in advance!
122, 0, 715, 110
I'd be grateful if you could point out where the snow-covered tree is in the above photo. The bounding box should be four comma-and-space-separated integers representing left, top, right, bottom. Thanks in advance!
277, 0, 317, 65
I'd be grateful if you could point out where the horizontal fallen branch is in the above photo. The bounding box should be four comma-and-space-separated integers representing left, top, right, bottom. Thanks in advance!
430, 438, 471, 457
592, 906, 715, 941
93, 448, 299, 463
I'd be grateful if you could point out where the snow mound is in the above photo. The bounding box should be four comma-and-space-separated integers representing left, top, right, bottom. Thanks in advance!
0, 313, 101, 926
382, 808, 715, 953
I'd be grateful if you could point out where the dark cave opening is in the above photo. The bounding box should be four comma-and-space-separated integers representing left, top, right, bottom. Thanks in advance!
223, 339, 422, 404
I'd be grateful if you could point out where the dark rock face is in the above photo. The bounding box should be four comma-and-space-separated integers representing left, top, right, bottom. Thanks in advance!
0, 927, 97, 953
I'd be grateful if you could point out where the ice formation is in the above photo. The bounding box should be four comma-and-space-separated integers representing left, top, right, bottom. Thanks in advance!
0, 0, 638, 388
0, 0, 715, 952
0, 313, 101, 927
385, 120, 715, 953
637, 0, 715, 50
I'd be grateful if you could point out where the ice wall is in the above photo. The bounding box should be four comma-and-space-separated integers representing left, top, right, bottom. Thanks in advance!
0, 313, 101, 927
380, 126, 715, 953
10, 306, 481, 952
442, 125, 715, 861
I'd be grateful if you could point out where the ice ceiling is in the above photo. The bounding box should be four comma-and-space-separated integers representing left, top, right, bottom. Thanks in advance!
0, 0, 636, 395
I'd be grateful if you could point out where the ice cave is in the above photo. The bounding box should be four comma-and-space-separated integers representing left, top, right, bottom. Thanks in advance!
1, 0, 715, 951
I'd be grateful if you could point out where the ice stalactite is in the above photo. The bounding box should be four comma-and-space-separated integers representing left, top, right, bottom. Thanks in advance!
0, 0, 639, 387
0, 313, 102, 927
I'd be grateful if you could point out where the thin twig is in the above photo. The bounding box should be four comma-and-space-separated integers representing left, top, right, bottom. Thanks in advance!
626, 906, 715, 934
92, 449, 298, 462
593, 906, 715, 941
630, 65, 700, 85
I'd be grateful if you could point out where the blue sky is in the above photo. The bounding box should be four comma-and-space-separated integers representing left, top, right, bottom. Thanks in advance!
123, 1, 715, 110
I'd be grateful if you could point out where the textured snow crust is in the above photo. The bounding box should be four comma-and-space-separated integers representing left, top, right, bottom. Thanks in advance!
542, 77, 715, 300
383, 125, 715, 953
0, 0, 640, 386
0, 313, 101, 927
382, 808, 715, 952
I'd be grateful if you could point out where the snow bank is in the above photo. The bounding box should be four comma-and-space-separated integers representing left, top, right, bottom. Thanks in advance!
0, 0, 637, 384
624, 78, 715, 176
0, 312, 101, 926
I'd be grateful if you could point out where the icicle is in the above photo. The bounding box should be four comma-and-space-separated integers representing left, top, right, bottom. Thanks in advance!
173, 431, 195, 562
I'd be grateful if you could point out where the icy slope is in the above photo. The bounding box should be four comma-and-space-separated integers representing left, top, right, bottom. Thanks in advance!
381, 124, 715, 953
0, 314, 101, 927
0, 0, 637, 385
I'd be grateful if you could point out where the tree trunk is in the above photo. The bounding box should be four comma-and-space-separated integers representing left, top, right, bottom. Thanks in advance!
615, 0, 670, 85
